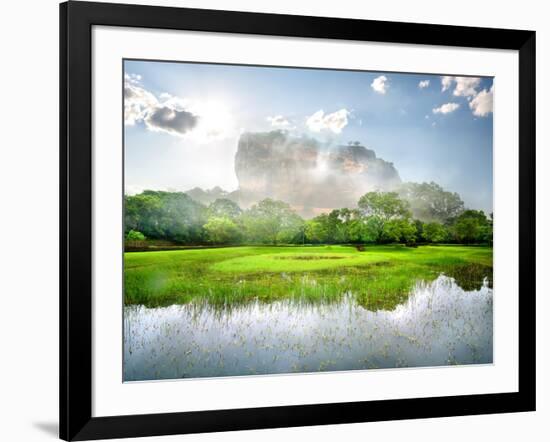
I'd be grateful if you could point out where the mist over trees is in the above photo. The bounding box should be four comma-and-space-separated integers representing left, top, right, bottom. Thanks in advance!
397, 182, 465, 223
125, 190, 207, 243
125, 183, 493, 247
240, 199, 304, 244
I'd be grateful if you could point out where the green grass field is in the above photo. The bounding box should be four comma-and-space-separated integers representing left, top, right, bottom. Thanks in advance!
124, 245, 493, 310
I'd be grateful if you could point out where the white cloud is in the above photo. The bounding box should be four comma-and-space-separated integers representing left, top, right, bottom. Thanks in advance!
418, 80, 430, 89
453, 77, 481, 97
306, 109, 350, 134
432, 102, 460, 115
158, 94, 192, 110
124, 73, 142, 85
469, 86, 494, 117
441, 76, 454, 92
124, 81, 158, 126
124, 74, 235, 141
371, 75, 389, 94
440, 76, 481, 97
267, 115, 292, 129
125, 82, 198, 136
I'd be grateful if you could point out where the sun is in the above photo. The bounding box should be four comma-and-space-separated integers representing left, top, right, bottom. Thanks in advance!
191, 99, 236, 142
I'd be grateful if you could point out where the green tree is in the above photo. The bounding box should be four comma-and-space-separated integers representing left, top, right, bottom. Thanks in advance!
304, 209, 366, 244
125, 193, 162, 235
126, 229, 146, 241
382, 219, 417, 244
413, 219, 425, 242
338, 208, 368, 243
398, 181, 464, 223
363, 216, 385, 243
125, 229, 146, 250
124, 191, 207, 243
208, 198, 242, 220
204, 216, 240, 244
125, 230, 146, 252
347, 218, 374, 243
306, 211, 343, 244
357, 191, 411, 243
326, 210, 347, 243
241, 198, 303, 244
422, 222, 448, 243
451, 210, 489, 243
332, 208, 367, 243
305, 218, 330, 243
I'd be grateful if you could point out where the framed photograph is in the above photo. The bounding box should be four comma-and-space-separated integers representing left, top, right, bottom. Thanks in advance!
60, 1, 536, 440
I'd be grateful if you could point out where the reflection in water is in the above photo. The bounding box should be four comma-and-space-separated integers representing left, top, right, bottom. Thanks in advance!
124, 275, 493, 381
443, 263, 493, 291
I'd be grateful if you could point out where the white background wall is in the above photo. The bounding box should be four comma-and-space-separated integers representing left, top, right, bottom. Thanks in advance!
0, 0, 547, 441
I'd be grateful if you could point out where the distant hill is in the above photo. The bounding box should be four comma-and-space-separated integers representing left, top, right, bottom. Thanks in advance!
185, 186, 235, 205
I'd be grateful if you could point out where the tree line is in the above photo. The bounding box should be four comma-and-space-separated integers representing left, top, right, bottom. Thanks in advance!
125, 184, 493, 247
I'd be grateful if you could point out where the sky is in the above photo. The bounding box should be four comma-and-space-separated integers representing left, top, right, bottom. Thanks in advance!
124, 59, 494, 213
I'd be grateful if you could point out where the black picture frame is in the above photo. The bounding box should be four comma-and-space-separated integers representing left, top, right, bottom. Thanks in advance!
60, 1, 536, 440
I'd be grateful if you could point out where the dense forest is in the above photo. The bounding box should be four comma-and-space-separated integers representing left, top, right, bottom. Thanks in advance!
125, 182, 493, 247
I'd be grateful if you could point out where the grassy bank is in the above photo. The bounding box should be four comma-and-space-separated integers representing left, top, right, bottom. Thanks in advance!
124, 245, 492, 310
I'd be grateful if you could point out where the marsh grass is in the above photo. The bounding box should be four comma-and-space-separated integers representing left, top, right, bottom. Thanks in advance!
124, 245, 492, 310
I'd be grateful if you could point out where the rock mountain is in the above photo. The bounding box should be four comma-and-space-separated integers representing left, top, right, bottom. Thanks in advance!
232, 131, 400, 217
187, 131, 401, 218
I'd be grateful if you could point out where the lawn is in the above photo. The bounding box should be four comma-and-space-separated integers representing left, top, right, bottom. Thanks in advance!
124, 245, 492, 310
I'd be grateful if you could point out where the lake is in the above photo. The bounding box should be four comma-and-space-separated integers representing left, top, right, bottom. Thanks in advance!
124, 274, 493, 381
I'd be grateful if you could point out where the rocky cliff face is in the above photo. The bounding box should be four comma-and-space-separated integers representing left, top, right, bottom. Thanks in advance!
233, 131, 401, 217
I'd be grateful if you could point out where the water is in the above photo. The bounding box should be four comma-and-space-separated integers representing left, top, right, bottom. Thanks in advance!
124, 275, 493, 381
